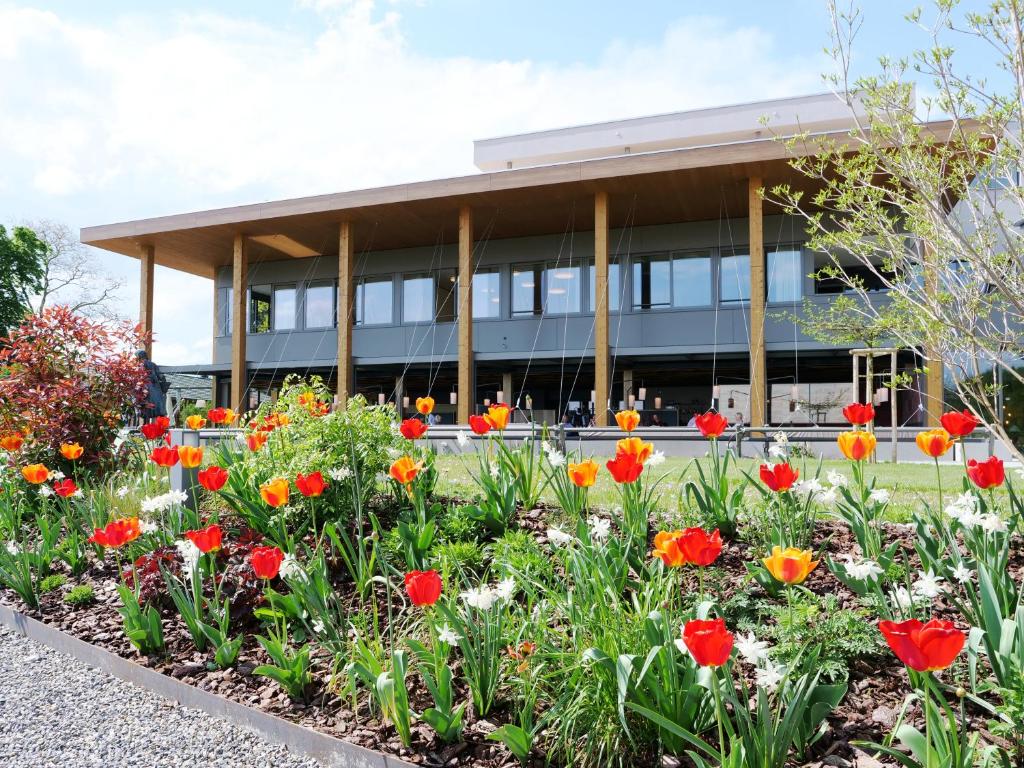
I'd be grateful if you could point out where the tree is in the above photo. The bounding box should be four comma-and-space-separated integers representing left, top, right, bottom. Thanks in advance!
770, 0, 1024, 458
21, 219, 124, 320
0, 225, 47, 336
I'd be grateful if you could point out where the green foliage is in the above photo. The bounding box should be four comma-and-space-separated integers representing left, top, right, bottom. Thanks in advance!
489, 529, 554, 585
63, 584, 95, 605
253, 635, 313, 701
116, 583, 165, 655
0, 224, 46, 335
432, 540, 485, 584
39, 573, 66, 592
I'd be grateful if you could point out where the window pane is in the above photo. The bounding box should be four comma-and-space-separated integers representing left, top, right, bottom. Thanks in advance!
473, 270, 500, 318
632, 256, 671, 310
545, 264, 581, 313
588, 263, 620, 312
720, 255, 751, 302
403, 275, 433, 323
217, 287, 232, 335
672, 254, 711, 307
250, 285, 271, 333
273, 286, 296, 330
512, 266, 541, 316
357, 277, 393, 326
435, 270, 457, 323
767, 250, 802, 303
305, 283, 335, 328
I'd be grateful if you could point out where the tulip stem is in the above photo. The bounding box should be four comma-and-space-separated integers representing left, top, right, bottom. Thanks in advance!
711, 666, 726, 765
933, 458, 944, 523
923, 673, 932, 768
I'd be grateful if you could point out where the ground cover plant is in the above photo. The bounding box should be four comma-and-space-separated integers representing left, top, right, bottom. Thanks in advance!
0, 382, 1022, 767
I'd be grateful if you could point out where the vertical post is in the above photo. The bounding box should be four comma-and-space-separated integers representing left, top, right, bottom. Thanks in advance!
337, 221, 355, 407
139, 244, 155, 357
866, 353, 876, 463
923, 244, 945, 426
230, 234, 248, 413
501, 372, 513, 404
748, 177, 767, 428
622, 369, 634, 409
458, 206, 474, 424
594, 190, 610, 427
890, 350, 898, 463
395, 375, 405, 419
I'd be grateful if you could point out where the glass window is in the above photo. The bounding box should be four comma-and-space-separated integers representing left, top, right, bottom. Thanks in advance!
356, 276, 393, 326
672, 253, 712, 307
403, 275, 434, 323
588, 262, 620, 312
304, 282, 335, 328
767, 250, 802, 303
217, 287, 232, 336
435, 270, 457, 323
249, 285, 271, 333
273, 286, 296, 330
632, 255, 671, 310
720, 254, 751, 303
813, 252, 893, 294
473, 270, 501, 318
545, 264, 581, 314
512, 265, 543, 316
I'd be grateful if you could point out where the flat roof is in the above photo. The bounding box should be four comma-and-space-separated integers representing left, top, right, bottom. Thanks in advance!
81, 119, 964, 279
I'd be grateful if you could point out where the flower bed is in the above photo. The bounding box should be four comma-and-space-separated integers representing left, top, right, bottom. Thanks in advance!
0, 386, 1021, 767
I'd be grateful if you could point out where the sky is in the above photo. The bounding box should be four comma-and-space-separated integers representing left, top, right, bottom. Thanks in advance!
0, 0, 1001, 366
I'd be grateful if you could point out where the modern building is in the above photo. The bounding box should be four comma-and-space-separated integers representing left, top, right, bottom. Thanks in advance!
81, 92, 950, 428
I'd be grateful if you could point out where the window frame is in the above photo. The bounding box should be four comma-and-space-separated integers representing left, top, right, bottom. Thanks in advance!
272, 283, 298, 331
355, 274, 395, 327
401, 272, 437, 325
511, 262, 545, 317
303, 280, 337, 330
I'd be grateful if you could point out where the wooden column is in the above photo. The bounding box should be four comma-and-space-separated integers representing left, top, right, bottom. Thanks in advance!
594, 191, 610, 426
139, 244, 155, 357
748, 177, 767, 428
230, 234, 248, 413
922, 245, 945, 426
337, 221, 355, 407
457, 206, 474, 424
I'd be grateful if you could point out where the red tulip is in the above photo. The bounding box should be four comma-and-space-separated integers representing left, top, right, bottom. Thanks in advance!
940, 409, 980, 438
682, 618, 734, 667
399, 418, 429, 440
606, 452, 644, 484
53, 478, 79, 498
759, 462, 798, 492
967, 456, 1004, 490
694, 411, 728, 439
185, 524, 223, 554
150, 445, 180, 467
469, 414, 492, 435
879, 618, 965, 672
677, 527, 723, 567
842, 402, 875, 426
295, 471, 329, 497
140, 421, 167, 440
404, 569, 442, 607
197, 465, 229, 492
88, 518, 141, 549
250, 545, 284, 579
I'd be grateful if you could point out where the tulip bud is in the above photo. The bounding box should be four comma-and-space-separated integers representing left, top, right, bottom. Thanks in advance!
956, 687, 967, 699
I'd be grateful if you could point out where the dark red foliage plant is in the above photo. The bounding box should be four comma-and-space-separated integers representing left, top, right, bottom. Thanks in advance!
0, 306, 148, 471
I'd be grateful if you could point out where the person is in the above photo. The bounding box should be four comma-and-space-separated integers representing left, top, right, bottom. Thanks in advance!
136, 350, 169, 419
651, 413, 663, 427
734, 412, 745, 426
686, 412, 698, 427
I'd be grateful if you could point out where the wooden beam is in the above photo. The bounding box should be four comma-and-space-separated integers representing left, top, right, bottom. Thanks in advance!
139, 244, 155, 357
457, 206, 474, 424
748, 177, 767, 428
594, 190, 610, 426
336, 222, 355, 407
230, 234, 248, 414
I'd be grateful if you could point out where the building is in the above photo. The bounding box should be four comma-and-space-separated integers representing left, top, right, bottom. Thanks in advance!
81, 92, 950, 428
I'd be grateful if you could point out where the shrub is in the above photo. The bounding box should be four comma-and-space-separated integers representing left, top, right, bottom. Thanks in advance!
490, 529, 554, 585
40, 573, 66, 592
433, 540, 485, 585
64, 584, 95, 605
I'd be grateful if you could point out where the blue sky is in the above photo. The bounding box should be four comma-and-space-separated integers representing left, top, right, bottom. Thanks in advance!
0, 0, 1001, 364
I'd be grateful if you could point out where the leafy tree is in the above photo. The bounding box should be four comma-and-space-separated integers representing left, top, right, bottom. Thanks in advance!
0, 225, 47, 336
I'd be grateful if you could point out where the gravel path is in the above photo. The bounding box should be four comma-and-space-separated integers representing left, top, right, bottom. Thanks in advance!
0, 626, 324, 768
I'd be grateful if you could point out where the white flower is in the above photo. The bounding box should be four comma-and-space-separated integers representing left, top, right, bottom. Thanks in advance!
312, 620, 325, 634
979, 514, 1007, 534
461, 586, 496, 611
72, 488, 83, 497
235, 433, 247, 444
588, 516, 611, 542
889, 586, 916, 612
455, 431, 470, 447
5, 541, 20, 555
755, 663, 785, 692
546, 527, 573, 546
945, 492, 977, 521
826, 470, 848, 488
768, 443, 788, 460
175, 539, 202, 578
438, 624, 460, 646
494, 577, 516, 602
913, 570, 945, 599
793, 478, 824, 496
814, 488, 838, 506
546, 449, 566, 468
328, 466, 352, 482
674, 638, 689, 657
141, 489, 189, 515
868, 488, 891, 505
952, 563, 973, 584
647, 450, 666, 467
386, 446, 402, 458
845, 558, 883, 581
279, 553, 306, 581
38, 485, 54, 498
488, 463, 500, 480
140, 520, 158, 534
51, 470, 65, 481
735, 632, 771, 665
772, 431, 789, 445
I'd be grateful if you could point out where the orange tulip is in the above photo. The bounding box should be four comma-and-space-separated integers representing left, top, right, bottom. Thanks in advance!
567, 459, 599, 488
614, 409, 640, 432
185, 414, 207, 430
247, 432, 269, 451
1, 433, 24, 452
221, 408, 237, 425
259, 477, 290, 507
916, 428, 954, 458
484, 403, 511, 431
390, 456, 423, 486
416, 396, 435, 416
615, 436, 654, 465
652, 530, 687, 567
762, 546, 818, 585
178, 445, 204, 469
837, 431, 876, 461
297, 391, 315, 406
60, 442, 84, 460
21, 464, 49, 484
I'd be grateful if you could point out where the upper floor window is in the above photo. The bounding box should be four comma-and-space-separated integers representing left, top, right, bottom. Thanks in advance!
304, 281, 335, 329
720, 254, 751, 303
545, 263, 582, 314
813, 252, 892, 294
250, 285, 272, 333
435, 269, 457, 323
512, 265, 543, 316
632, 255, 671, 310
216, 287, 232, 336
671, 252, 712, 307
356, 276, 393, 326
588, 262, 621, 312
472, 269, 501, 318
273, 285, 296, 330
767, 249, 802, 303
403, 274, 434, 323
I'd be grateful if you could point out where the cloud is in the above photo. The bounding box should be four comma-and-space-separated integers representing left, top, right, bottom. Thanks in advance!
0, 2, 825, 367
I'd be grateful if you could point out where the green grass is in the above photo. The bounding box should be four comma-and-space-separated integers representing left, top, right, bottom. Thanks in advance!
433, 452, 1002, 522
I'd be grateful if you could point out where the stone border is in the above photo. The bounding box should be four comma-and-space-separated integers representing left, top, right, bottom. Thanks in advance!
0, 603, 416, 768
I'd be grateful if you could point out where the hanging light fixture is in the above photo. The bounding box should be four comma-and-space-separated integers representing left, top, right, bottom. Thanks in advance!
449, 389, 457, 405
590, 389, 596, 404
628, 393, 636, 408
377, 392, 386, 406
638, 386, 647, 401
402, 395, 410, 409
654, 394, 663, 409
496, 390, 504, 403
712, 384, 721, 399
484, 397, 491, 407
525, 394, 533, 410
875, 386, 889, 404
727, 394, 735, 409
